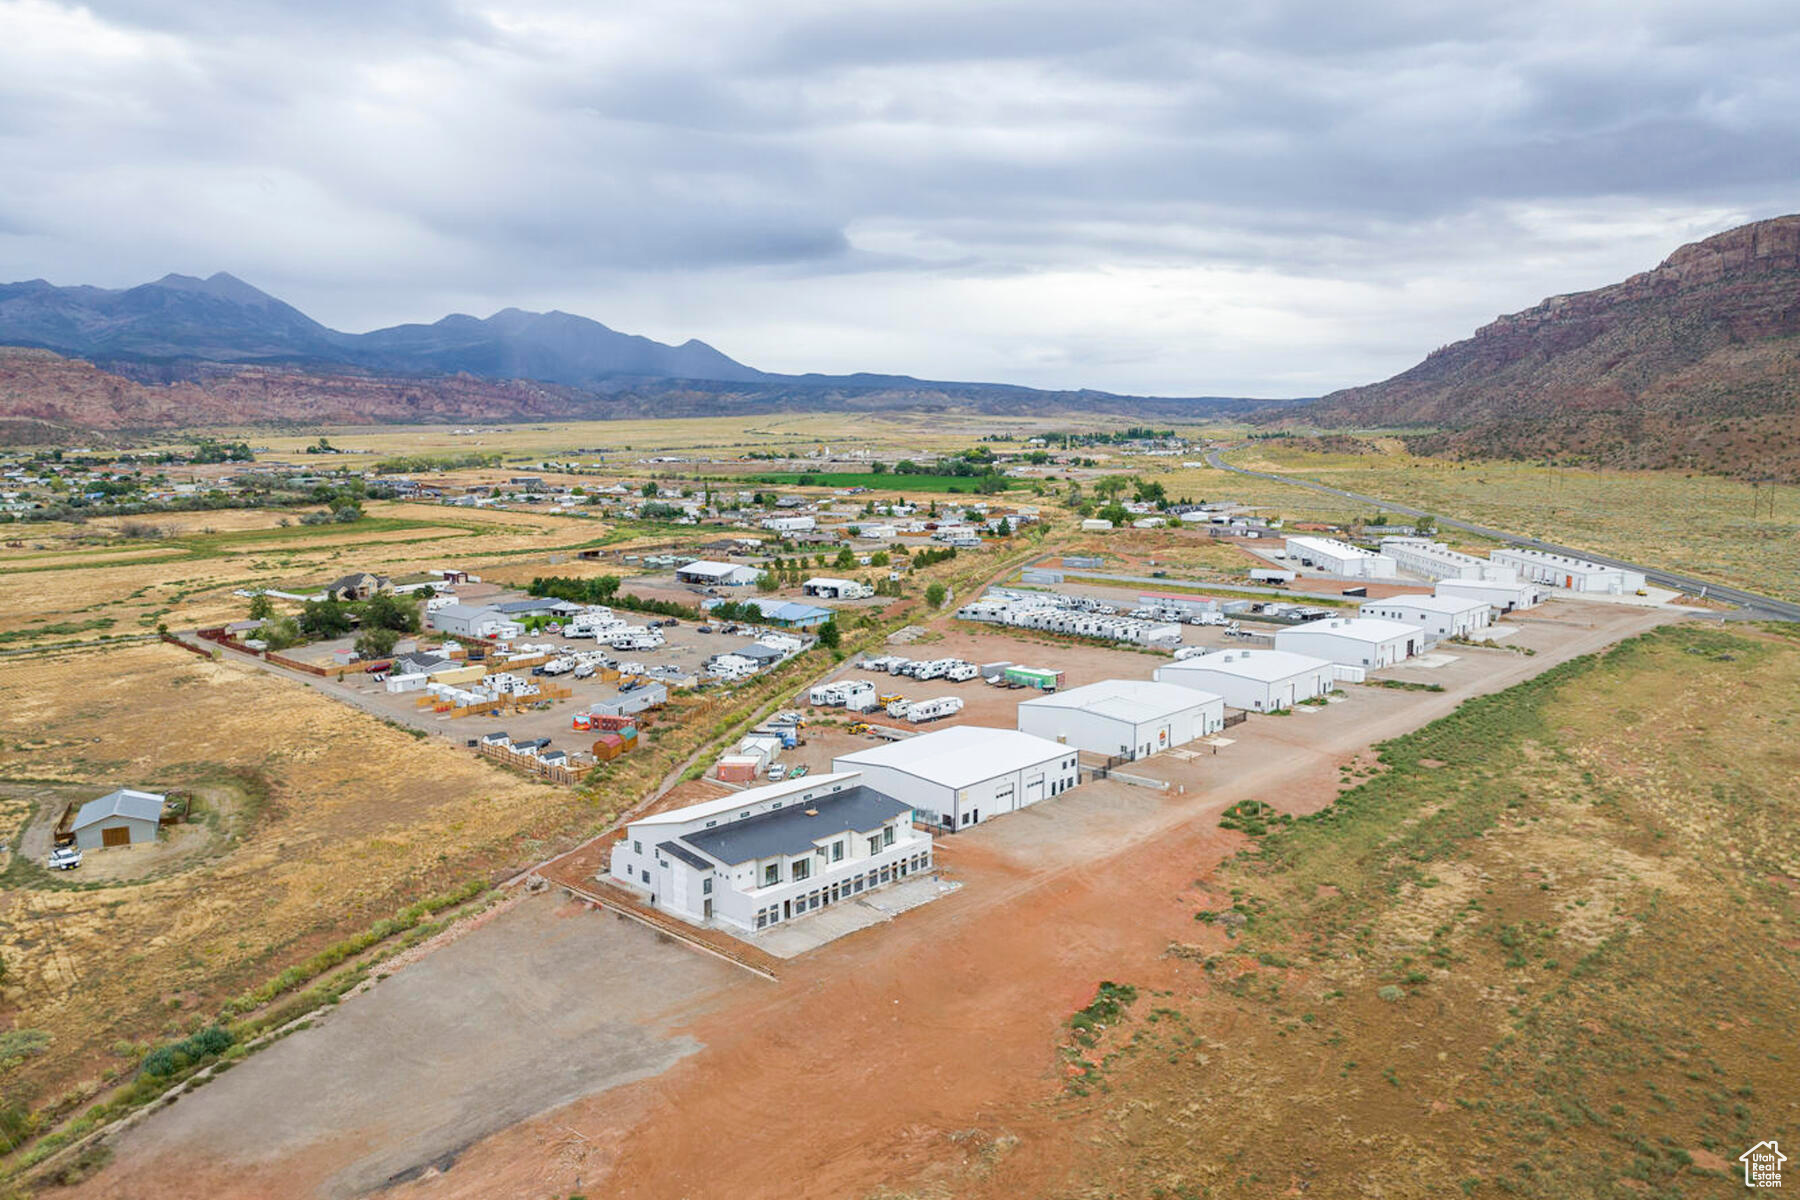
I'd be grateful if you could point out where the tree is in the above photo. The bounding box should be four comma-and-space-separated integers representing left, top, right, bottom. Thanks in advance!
641, 480, 658, 498
870, 550, 890, 567
815, 619, 841, 649
298, 600, 353, 640
354, 626, 400, 659
925, 581, 947, 608
833, 546, 855, 569
756, 571, 779, 593
262, 616, 302, 650
247, 594, 274, 621
362, 592, 421, 633
1099, 501, 1130, 526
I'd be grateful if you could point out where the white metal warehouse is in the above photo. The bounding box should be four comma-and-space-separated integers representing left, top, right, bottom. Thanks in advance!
1379, 537, 1515, 582
1359, 594, 1493, 639
1016, 678, 1223, 760
1487, 548, 1646, 595
833, 725, 1078, 832
1275, 616, 1424, 668
1282, 536, 1398, 579
1155, 649, 1339, 712
609, 772, 933, 933
674, 560, 760, 587
1436, 578, 1545, 613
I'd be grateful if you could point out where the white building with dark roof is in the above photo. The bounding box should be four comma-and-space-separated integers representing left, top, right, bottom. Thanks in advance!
609, 772, 932, 933
1156, 649, 1339, 712
1016, 679, 1222, 760
833, 725, 1078, 832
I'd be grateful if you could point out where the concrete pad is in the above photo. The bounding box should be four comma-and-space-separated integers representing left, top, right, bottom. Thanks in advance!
101, 895, 744, 1199
1470, 625, 1521, 642
1395, 652, 1459, 669
750, 875, 961, 958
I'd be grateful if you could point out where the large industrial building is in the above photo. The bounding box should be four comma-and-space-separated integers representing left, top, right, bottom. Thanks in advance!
1359, 594, 1493, 640
609, 772, 933, 933
1275, 616, 1424, 668
1283, 536, 1398, 579
674, 560, 760, 587
1435, 578, 1545, 613
1379, 537, 1516, 582
1488, 548, 1646, 595
1016, 679, 1224, 760
833, 725, 1078, 831
1156, 649, 1339, 712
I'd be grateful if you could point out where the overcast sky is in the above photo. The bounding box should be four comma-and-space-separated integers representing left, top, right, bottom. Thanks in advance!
3, 0, 1797, 396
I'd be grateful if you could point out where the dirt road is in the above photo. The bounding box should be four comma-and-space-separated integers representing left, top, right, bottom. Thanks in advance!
68, 601, 1669, 1200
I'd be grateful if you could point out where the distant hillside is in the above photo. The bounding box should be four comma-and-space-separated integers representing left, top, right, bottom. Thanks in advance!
0, 272, 1283, 438
0, 346, 1278, 443
1275, 215, 1800, 480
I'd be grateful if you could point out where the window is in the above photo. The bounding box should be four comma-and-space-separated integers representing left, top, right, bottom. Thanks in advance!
792, 858, 811, 882
640, 869, 649, 883
756, 912, 768, 930
705, 819, 717, 827
831, 841, 844, 862
883, 826, 895, 847
633, 840, 642, 854
702, 877, 713, 895
868, 835, 882, 855
763, 863, 781, 886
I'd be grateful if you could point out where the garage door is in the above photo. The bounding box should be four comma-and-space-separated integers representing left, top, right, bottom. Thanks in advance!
1023, 777, 1045, 806
101, 826, 131, 847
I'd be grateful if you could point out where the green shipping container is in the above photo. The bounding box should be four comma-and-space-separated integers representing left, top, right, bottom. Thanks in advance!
1004, 666, 1060, 689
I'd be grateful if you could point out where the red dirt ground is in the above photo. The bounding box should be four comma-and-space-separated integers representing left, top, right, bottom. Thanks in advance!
66, 602, 1667, 1200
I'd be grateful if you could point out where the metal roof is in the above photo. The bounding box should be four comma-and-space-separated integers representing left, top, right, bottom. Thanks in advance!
1019, 678, 1220, 723
678, 786, 911, 866
1159, 649, 1334, 683
834, 725, 1069, 789
632, 772, 862, 828
1279, 616, 1422, 643
72, 788, 165, 829
1363, 594, 1489, 615
763, 601, 831, 622
658, 839, 714, 871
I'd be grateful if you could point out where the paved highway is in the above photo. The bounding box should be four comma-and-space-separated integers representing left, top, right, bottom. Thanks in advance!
1202, 449, 1800, 622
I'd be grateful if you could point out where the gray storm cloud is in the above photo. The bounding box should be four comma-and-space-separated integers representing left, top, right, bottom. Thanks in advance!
1, 0, 1795, 394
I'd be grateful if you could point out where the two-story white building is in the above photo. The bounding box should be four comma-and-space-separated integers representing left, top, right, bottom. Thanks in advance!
609, 772, 932, 934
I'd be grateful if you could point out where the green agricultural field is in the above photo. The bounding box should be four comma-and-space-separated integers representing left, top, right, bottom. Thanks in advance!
742, 471, 1023, 492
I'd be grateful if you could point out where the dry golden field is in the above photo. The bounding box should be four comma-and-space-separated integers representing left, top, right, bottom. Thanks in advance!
1123, 440, 1800, 601
0, 643, 596, 1115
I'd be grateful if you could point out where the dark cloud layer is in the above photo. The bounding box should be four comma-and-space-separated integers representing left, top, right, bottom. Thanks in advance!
1, 0, 1795, 393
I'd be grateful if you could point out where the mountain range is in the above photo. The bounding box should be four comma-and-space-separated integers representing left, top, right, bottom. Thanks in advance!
0, 272, 769, 386
0, 272, 1281, 440
1270, 214, 1800, 480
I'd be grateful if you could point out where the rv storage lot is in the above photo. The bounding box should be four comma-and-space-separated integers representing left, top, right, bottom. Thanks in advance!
62, 600, 1672, 1200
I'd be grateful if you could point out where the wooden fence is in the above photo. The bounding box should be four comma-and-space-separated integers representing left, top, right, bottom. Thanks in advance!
475, 741, 594, 785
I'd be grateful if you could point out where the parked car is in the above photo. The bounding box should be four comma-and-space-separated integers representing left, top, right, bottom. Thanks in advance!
47, 845, 82, 871
767, 764, 788, 782
696, 625, 715, 633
